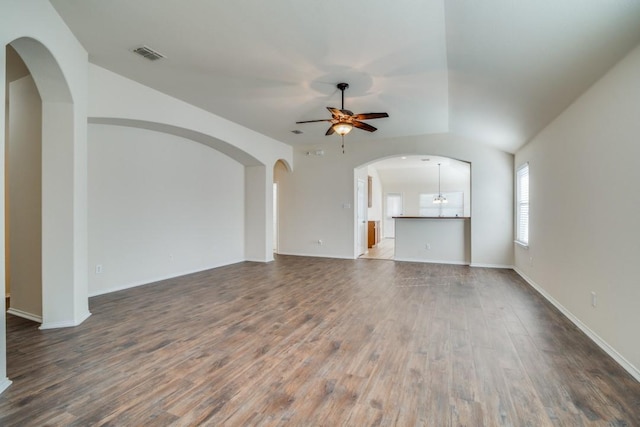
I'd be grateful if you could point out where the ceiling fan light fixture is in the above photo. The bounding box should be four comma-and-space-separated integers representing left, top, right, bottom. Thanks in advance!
333, 122, 353, 136
295, 82, 388, 144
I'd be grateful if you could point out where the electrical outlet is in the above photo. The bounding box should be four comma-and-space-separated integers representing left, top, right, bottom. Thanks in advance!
95, 264, 103, 274
317, 239, 323, 245
426, 243, 431, 250
591, 292, 597, 308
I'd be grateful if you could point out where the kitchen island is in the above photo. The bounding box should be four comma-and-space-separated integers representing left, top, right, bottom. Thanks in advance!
393, 216, 470, 264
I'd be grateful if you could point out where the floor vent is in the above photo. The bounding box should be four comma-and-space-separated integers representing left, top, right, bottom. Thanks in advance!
133, 45, 165, 61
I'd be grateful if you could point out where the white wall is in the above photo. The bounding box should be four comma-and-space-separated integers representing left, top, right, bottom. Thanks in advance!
6, 76, 42, 319
514, 43, 640, 380
244, 165, 268, 262
377, 162, 471, 217
277, 134, 513, 266
395, 218, 470, 264
88, 124, 245, 296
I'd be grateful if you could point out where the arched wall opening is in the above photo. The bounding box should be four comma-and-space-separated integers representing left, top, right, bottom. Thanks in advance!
273, 134, 512, 266
4, 37, 89, 330
355, 154, 471, 264
4, 45, 43, 323
1, 33, 91, 394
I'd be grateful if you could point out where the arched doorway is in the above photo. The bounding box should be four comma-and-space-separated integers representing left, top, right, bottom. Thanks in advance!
5, 45, 43, 322
5, 37, 90, 329
355, 155, 471, 262
1, 35, 91, 393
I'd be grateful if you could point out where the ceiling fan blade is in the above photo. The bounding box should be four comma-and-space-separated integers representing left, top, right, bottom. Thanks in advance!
353, 112, 389, 120
325, 125, 335, 136
327, 107, 344, 118
296, 119, 332, 124
341, 109, 354, 117
352, 120, 377, 132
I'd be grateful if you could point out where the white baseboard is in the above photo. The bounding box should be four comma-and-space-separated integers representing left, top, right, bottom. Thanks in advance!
514, 268, 640, 383
275, 251, 355, 260
394, 257, 469, 265
39, 320, 78, 330
0, 378, 12, 395
276, 252, 511, 267
470, 263, 514, 269
245, 257, 274, 263
88, 260, 245, 297
39, 310, 91, 330
7, 308, 42, 323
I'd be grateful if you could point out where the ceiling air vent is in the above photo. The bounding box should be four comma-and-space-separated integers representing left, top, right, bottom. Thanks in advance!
133, 46, 165, 61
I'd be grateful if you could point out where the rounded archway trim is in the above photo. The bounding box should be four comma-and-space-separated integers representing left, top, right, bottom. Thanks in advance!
273, 158, 293, 173
89, 118, 263, 166
10, 37, 73, 103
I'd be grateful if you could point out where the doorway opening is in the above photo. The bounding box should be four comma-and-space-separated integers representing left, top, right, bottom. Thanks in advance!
273, 182, 278, 254
4, 45, 43, 323
273, 159, 290, 255
355, 155, 471, 261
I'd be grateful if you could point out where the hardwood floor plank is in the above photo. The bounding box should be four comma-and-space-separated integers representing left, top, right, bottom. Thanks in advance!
1, 257, 638, 425
450, 398, 485, 427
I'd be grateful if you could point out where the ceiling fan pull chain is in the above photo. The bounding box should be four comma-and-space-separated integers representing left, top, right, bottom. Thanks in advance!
341, 135, 345, 154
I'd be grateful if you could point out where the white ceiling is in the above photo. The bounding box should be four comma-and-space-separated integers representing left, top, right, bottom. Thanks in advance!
370, 155, 469, 189
370, 155, 465, 170
50, 0, 640, 153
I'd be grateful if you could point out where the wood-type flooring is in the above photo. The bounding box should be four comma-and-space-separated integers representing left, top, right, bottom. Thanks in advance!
360, 238, 395, 260
1, 256, 639, 425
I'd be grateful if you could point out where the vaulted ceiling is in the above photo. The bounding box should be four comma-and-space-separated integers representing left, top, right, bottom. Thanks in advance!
50, 0, 640, 153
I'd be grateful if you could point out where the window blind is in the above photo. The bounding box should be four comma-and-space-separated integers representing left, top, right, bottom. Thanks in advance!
516, 163, 529, 245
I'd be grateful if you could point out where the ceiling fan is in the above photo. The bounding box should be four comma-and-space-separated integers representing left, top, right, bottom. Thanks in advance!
296, 83, 389, 138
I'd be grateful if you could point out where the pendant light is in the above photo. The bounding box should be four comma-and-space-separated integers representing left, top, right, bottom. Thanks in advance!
433, 163, 448, 204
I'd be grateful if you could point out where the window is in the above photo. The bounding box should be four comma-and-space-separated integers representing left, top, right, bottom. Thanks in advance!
419, 192, 464, 217
516, 163, 529, 246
